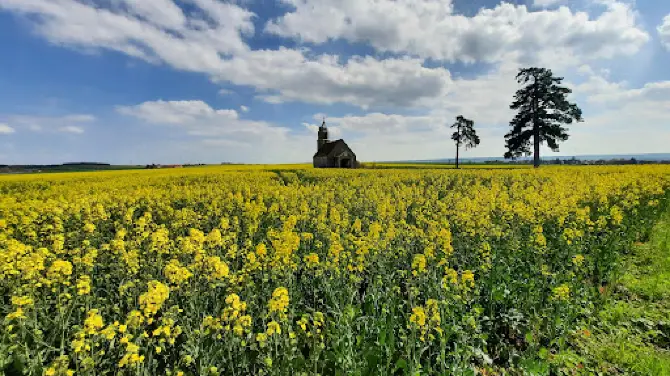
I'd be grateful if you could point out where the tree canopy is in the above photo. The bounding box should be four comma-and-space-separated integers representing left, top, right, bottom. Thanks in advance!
451, 115, 480, 169
504, 67, 583, 167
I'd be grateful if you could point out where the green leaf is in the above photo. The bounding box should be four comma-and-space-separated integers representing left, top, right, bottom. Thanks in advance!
394, 358, 407, 372
525, 331, 535, 344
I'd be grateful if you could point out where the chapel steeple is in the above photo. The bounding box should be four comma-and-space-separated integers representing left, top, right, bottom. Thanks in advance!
317, 117, 329, 151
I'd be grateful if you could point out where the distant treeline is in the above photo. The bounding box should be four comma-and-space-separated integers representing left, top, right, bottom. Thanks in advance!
486, 158, 670, 165
0, 163, 141, 174
382, 158, 670, 166
0, 162, 247, 174
1, 162, 111, 169
62, 162, 111, 166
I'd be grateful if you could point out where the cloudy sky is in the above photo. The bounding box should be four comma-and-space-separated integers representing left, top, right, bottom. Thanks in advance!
1, 0, 669, 164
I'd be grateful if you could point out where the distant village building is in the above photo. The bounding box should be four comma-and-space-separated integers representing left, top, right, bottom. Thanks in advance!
145, 164, 183, 169
313, 119, 357, 168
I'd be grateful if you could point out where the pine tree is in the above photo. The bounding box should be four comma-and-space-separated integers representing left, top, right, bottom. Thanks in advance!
451, 115, 480, 169
504, 67, 583, 168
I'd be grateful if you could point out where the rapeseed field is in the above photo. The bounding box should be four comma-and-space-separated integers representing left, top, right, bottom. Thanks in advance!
1, 165, 669, 375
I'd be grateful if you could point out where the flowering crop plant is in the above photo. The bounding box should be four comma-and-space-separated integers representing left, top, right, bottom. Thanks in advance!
1, 165, 669, 375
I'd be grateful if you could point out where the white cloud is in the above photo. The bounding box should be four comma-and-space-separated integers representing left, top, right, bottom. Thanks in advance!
201, 138, 251, 148
0, 0, 648, 110
328, 113, 441, 135
302, 123, 318, 134
659, 14, 670, 50
118, 100, 292, 141
220, 51, 451, 108
114, 0, 186, 30
0, 0, 253, 68
583, 78, 670, 105
574, 75, 625, 99
0, 0, 253, 61
302, 122, 342, 138
0, 123, 16, 134
563, 94, 670, 155
118, 99, 317, 163
435, 61, 521, 125
117, 100, 238, 125
176, 134, 316, 164
1, 0, 666, 163
0, 0, 450, 109
59, 125, 85, 134
5, 114, 95, 133
267, 0, 648, 65
63, 114, 96, 123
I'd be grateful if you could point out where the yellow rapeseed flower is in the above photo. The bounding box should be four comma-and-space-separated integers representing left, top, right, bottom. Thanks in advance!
76, 275, 92, 295
268, 287, 289, 316
266, 320, 281, 336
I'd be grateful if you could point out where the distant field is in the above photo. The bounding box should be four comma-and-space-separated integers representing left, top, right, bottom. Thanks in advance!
0, 161, 618, 176
0, 164, 144, 174
0, 164, 309, 179
0, 162, 526, 179
364, 162, 530, 169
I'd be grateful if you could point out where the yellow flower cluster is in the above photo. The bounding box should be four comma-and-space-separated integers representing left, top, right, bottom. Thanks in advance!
202, 293, 252, 338
152, 316, 182, 345
222, 294, 252, 336
296, 311, 325, 338
5, 295, 33, 321
83, 309, 104, 335
46, 259, 73, 285
163, 259, 193, 285
552, 284, 571, 301
44, 355, 74, 376
268, 287, 290, 318
266, 320, 281, 336
411, 254, 427, 276
118, 341, 144, 368
409, 299, 443, 341
303, 252, 320, 267
139, 280, 170, 319
76, 275, 92, 295
0, 164, 668, 375
201, 255, 230, 281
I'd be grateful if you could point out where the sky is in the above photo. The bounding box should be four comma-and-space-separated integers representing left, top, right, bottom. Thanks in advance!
0, 0, 669, 165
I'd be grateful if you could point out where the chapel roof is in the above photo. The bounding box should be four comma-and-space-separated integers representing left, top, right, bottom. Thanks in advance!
313, 139, 352, 158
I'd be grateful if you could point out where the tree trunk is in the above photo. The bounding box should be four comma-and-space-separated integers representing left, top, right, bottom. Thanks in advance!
533, 124, 540, 168
455, 143, 460, 169
455, 123, 460, 169
532, 79, 540, 168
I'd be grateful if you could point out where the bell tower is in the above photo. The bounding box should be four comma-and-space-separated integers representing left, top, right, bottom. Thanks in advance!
317, 118, 329, 151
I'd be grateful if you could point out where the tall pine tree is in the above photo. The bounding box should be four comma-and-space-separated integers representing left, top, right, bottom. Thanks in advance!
451, 115, 480, 169
504, 67, 583, 168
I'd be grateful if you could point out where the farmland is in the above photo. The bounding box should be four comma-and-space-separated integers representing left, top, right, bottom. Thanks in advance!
1, 165, 670, 375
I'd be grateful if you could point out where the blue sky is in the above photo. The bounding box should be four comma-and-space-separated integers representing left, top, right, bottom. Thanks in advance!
1, 0, 669, 164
